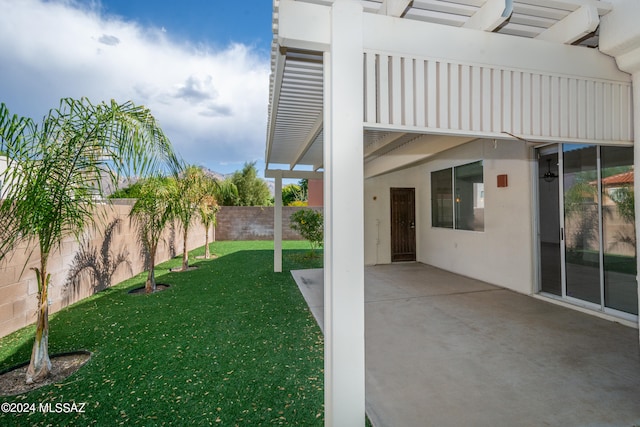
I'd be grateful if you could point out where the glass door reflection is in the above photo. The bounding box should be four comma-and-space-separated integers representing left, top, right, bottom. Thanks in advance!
538, 151, 561, 296
563, 145, 601, 305
601, 146, 638, 315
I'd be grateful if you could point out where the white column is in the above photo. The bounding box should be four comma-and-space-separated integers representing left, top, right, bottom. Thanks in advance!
633, 72, 640, 343
323, 1, 365, 426
274, 171, 283, 273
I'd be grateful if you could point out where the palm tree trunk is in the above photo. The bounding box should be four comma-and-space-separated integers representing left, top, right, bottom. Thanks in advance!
26, 264, 52, 384
204, 225, 210, 259
182, 224, 189, 270
146, 246, 156, 293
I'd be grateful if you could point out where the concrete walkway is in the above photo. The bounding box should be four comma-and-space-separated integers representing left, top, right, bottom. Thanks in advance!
291, 263, 640, 427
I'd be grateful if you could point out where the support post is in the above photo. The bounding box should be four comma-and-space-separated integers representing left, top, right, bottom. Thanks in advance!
633, 72, 640, 344
323, 1, 365, 426
274, 171, 283, 273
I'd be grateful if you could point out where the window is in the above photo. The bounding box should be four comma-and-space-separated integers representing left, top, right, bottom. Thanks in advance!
431, 161, 484, 231
431, 168, 453, 228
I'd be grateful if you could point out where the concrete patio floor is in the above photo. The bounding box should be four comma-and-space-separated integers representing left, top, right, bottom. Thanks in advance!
291, 263, 640, 427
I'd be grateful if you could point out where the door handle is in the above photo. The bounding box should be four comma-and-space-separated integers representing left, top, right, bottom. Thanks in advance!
410, 222, 415, 229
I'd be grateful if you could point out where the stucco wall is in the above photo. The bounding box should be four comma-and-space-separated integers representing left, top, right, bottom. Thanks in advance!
307, 179, 324, 207
364, 138, 535, 295
365, 167, 423, 266
0, 200, 207, 338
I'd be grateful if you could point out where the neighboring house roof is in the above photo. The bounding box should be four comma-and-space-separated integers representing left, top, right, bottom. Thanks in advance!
601, 170, 634, 186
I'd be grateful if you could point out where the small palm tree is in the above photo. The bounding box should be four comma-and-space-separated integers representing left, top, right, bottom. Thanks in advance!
0, 98, 178, 384
130, 176, 177, 293
199, 192, 219, 259
174, 166, 210, 271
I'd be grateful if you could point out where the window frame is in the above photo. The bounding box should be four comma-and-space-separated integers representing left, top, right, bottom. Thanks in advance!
431, 160, 484, 232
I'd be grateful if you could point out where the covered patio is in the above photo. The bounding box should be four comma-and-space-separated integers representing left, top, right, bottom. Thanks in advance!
266, 0, 640, 424
293, 264, 640, 427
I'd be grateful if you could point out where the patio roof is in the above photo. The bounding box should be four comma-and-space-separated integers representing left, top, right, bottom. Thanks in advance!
265, 0, 618, 175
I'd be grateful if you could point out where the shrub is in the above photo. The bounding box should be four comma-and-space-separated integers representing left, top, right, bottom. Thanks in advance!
290, 209, 323, 254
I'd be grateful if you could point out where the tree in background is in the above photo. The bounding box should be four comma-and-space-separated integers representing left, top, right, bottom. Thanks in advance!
0, 97, 178, 384
610, 186, 636, 256
299, 178, 308, 196
109, 181, 144, 199
214, 177, 239, 206
130, 176, 177, 293
282, 183, 307, 206
231, 161, 272, 206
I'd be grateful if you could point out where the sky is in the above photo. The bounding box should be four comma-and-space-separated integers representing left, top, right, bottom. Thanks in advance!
0, 0, 274, 176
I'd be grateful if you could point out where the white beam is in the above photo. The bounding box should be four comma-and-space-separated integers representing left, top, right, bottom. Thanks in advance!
363, 12, 628, 82
274, 171, 283, 273
518, 0, 609, 13
291, 113, 323, 169
363, 132, 407, 158
265, 169, 323, 179
600, 0, 640, 74
324, 1, 365, 426
377, 0, 412, 17
463, 0, 513, 31
364, 134, 474, 178
535, 4, 599, 44
278, 0, 331, 51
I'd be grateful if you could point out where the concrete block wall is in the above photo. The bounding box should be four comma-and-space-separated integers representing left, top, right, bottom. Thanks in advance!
0, 200, 207, 338
215, 206, 323, 241
0, 204, 323, 338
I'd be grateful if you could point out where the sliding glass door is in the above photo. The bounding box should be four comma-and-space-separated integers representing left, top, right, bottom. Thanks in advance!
537, 150, 561, 296
563, 145, 601, 305
601, 147, 638, 315
537, 144, 637, 318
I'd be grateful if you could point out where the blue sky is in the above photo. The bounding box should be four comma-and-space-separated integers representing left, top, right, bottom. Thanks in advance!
99, 1, 273, 52
0, 0, 274, 176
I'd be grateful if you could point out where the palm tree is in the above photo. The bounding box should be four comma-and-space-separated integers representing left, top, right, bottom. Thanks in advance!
0, 98, 178, 384
199, 191, 219, 259
214, 178, 239, 206
130, 176, 177, 293
174, 166, 210, 271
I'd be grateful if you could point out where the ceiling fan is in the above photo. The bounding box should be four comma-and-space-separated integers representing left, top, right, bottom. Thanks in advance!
500, 132, 559, 182
541, 158, 559, 182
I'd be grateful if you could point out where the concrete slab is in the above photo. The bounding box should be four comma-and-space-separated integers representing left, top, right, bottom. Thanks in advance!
292, 263, 640, 427
291, 268, 324, 331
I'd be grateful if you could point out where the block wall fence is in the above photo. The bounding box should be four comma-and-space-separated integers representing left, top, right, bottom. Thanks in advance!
0, 203, 319, 338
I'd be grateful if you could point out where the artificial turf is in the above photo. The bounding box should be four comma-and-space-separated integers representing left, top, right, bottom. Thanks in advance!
0, 241, 325, 426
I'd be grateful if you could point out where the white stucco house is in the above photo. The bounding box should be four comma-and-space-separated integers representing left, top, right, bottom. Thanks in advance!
264, 0, 640, 424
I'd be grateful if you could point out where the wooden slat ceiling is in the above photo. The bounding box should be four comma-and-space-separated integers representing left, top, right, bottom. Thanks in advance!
266, 0, 613, 171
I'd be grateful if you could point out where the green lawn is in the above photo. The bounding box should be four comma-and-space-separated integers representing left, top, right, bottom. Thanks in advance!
0, 241, 324, 426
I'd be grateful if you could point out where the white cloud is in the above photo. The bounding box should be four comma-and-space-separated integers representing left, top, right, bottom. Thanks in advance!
0, 0, 270, 174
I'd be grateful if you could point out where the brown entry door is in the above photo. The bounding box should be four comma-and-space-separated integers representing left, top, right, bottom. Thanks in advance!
390, 188, 416, 262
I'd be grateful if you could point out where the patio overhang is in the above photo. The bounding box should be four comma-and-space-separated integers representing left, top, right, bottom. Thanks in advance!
266, 0, 632, 182
265, 0, 640, 425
